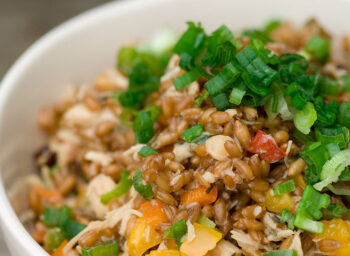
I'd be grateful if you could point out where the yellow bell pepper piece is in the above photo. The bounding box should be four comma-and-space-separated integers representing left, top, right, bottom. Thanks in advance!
146, 250, 180, 256
314, 219, 350, 256
265, 189, 295, 214
127, 217, 162, 256
180, 223, 222, 256
293, 174, 306, 188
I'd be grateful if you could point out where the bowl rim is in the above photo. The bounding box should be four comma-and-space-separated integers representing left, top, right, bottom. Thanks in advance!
0, 0, 165, 254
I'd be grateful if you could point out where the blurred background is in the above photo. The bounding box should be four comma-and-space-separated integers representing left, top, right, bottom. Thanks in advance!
0, 0, 112, 253
0, 0, 112, 79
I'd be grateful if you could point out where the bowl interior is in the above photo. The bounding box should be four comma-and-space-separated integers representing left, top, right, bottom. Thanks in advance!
1, 0, 350, 254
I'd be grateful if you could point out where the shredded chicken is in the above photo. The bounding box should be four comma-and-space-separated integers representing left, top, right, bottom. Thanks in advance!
231, 229, 260, 255
85, 174, 116, 219
64, 188, 138, 254
173, 142, 194, 162
122, 144, 146, 161
263, 212, 294, 242
288, 230, 304, 256
85, 151, 113, 167
186, 220, 196, 242
210, 239, 241, 256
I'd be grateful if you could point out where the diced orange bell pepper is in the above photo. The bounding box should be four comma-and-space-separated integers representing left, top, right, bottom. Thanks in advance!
146, 250, 180, 256
180, 223, 222, 256
32, 221, 47, 243
140, 199, 168, 227
127, 217, 162, 256
181, 186, 218, 206
34, 185, 62, 203
51, 240, 67, 256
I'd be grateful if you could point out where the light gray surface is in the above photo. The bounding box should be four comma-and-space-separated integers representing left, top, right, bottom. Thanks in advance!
0, 1, 112, 254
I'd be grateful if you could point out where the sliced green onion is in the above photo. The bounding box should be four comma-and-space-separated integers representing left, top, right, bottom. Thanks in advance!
174, 69, 201, 90
294, 102, 317, 134
202, 41, 237, 69
138, 146, 158, 157
241, 29, 271, 44
241, 72, 271, 96
294, 185, 330, 233
204, 62, 240, 95
173, 22, 206, 70
191, 134, 212, 145
43, 206, 71, 228
117, 46, 138, 75
340, 75, 350, 92
235, 46, 278, 87
194, 91, 209, 107
133, 169, 154, 200
323, 203, 350, 219
328, 183, 350, 196
263, 249, 298, 256
60, 218, 86, 239
229, 87, 246, 105
293, 129, 314, 145
314, 149, 350, 191
133, 110, 154, 144
241, 90, 263, 107
280, 209, 295, 229
305, 36, 330, 62
315, 125, 349, 149
314, 97, 339, 128
339, 167, 350, 181
301, 142, 330, 184
101, 170, 133, 204
197, 214, 216, 229
265, 83, 294, 121
272, 180, 296, 196
211, 93, 230, 111
44, 228, 65, 252
82, 241, 119, 256
338, 101, 350, 128
319, 77, 341, 96
143, 104, 162, 122
326, 143, 341, 157
164, 219, 187, 248
119, 108, 137, 127
183, 124, 204, 143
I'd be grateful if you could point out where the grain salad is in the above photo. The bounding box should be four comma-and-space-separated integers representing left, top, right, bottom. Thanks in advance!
28, 19, 350, 256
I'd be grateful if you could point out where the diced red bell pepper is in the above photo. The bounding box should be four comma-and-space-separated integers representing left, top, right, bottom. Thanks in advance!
249, 130, 286, 163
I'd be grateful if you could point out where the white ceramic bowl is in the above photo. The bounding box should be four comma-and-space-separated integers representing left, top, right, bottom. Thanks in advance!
1, 0, 350, 254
